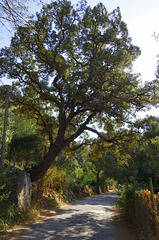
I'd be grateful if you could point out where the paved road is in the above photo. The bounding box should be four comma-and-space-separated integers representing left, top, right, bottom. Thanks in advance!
17, 192, 135, 240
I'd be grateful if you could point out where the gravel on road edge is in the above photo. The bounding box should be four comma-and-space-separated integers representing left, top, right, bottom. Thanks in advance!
0, 192, 138, 240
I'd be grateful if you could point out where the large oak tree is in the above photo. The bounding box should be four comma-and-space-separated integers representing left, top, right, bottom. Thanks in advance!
0, 0, 158, 181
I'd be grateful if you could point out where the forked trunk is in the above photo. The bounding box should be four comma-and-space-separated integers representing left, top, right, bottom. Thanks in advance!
29, 143, 62, 182
29, 114, 95, 182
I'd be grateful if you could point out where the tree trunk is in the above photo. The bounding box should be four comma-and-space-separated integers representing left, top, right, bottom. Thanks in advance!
29, 114, 96, 182
96, 171, 100, 195
29, 143, 62, 182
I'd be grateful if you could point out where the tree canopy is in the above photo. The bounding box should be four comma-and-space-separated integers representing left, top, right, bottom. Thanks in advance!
0, 0, 158, 181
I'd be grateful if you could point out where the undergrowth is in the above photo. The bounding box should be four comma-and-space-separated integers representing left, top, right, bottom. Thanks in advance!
0, 165, 95, 230
0, 165, 26, 229
117, 184, 159, 240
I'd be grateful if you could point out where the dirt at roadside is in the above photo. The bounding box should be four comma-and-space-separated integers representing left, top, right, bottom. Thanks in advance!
112, 208, 138, 240
0, 194, 138, 240
0, 203, 75, 240
0, 208, 62, 240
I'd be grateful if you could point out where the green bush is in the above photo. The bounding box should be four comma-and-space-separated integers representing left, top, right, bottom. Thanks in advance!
0, 166, 24, 229
32, 167, 95, 207
117, 184, 159, 239
39, 167, 68, 195
117, 184, 134, 222
8, 134, 43, 168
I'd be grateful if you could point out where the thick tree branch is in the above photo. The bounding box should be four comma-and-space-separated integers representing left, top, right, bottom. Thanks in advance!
63, 113, 96, 147
85, 126, 133, 144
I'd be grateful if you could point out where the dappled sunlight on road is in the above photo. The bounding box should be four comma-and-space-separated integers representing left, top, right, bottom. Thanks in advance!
17, 192, 135, 240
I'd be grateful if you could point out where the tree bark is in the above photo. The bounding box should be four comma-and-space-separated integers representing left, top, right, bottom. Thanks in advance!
96, 171, 100, 195
29, 113, 96, 182
29, 143, 62, 182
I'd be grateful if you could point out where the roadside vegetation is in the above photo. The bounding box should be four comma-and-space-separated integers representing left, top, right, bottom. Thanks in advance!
1, 112, 159, 237
0, 0, 159, 238
116, 117, 159, 240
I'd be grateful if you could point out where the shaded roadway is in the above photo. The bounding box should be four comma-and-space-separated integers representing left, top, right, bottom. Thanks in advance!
17, 192, 136, 240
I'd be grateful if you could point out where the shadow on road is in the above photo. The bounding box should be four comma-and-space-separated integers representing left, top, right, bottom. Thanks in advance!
18, 210, 115, 239
17, 192, 119, 240
0, 192, 136, 240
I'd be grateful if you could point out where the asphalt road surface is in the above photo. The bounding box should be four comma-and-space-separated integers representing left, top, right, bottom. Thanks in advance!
17, 192, 136, 240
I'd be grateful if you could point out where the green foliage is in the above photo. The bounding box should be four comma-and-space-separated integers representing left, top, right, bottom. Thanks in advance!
117, 184, 134, 222
114, 116, 159, 191
8, 133, 43, 168
32, 166, 72, 206
135, 189, 154, 230
0, 166, 25, 229
0, 166, 17, 204
57, 150, 96, 191
127, 188, 159, 239
56, 152, 85, 180
41, 167, 68, 195
0, 0, 158, 181
0, 108, 38, 159
0, 164, 41, 229
10, 114, 37, 137
117, 183, 159, 239
132, 117, 159, 190
57, 148, 117, 195
32, 165, 95, 207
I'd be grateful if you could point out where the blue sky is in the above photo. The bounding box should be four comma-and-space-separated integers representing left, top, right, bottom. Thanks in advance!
80, 0, 159, 83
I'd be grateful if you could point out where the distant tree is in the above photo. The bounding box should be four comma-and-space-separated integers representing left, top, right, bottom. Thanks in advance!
0, 0, 158, 181
133, 117, 159, 189
56, 151, 85, 181
114, 116, 159, 189
88, 146, 117, 194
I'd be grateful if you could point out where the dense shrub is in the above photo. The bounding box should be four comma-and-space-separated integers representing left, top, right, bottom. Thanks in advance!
8, 134, 43, 168
32, 166, 95, 208
135, 189, 159, 235
0, 165, 97, 230
118, 185, 159, 239
117, 184, 134, 222
0, 166, 25, 229
135, 190, 153, 233
39, 167, 68, 196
